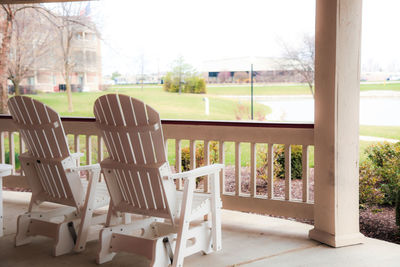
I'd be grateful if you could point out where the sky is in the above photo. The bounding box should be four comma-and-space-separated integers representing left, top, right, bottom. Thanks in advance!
88, 0, 400, 75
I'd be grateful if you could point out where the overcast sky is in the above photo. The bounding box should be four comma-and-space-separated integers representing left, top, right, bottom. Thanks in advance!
91, 0, 400, 75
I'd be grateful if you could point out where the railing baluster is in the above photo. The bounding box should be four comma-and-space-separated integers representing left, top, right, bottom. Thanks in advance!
204, 140, 210, 193
74, 134, 80, 166
19, 133, 25, 174
164, 139, 168, 162
235, 142, 241, 196
97, 136, 104, 181
175, 139, 182, 190
267, 144, 274, 199
9, 132, 15, 174
86, 135, 92, 180
19, 133, 25, 154
285, 144, 291, 201
302, 145, 309, 202
219, 141, 225, 194
97, 136, 104, 161
190, 140, 196, 170
0, 132, 4, 164
250, 142, 256, 197
86, 135, 92, 165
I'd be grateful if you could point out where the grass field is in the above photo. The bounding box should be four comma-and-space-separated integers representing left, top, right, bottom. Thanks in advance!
360, 82, 400, 92
359, 125, 400, 140
31, 86, 271, 120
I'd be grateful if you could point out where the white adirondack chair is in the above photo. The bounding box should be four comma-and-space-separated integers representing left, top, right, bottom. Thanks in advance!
94, 94, 224, 267
7, 96, 109, 256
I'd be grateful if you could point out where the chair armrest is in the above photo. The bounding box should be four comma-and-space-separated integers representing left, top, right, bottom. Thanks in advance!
67, 163, 100, 172
170, 164, 224, 180
71, 152, 84, 160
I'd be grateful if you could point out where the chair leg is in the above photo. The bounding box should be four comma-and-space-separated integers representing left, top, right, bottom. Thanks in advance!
211, 171, 222, 252
172, 178, 196, 267
75, 168, 99, 252
151, 238, 172, 267
15, 214, 33, 246
97, 228, 116, 264
201, 219, 213, 255
74, 207, 94, 252
53, 221, 75, 256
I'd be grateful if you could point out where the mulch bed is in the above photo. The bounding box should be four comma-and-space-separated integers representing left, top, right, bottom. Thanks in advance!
4, 166, 399, 244
360, 206, 400, 244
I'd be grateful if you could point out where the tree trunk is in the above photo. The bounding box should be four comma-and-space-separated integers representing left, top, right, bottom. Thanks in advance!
65, 64, 73, 112
0, 16, 12, 114
13, 80, 20, 96
308, 83, 314, 97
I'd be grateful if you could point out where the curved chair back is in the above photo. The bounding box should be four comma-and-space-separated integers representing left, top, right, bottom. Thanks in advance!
8, 96, 84, 208
94, 94, 176, 220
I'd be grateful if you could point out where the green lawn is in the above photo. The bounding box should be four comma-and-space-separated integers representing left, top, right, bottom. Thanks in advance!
359, 125, 400, 140
360, 82, 400, 92
31, 86, 271, 120
32, 82, 399, 117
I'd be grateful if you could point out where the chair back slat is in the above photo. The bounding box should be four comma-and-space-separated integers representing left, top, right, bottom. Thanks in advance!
94, 94, 174, 220
132, 100, 157, 165
8, 96, 84, 209
146, 105, 167, 164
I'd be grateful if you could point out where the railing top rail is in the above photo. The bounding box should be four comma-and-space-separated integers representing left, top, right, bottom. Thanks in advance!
0, 115, 314, 129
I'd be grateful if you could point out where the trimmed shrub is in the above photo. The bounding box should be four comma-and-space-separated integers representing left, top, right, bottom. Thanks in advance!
359, 142, 400, 206
184, 76, 206, 94
162, 72, 180, 93
163, 73, 206, 94
359, 161, 384, 208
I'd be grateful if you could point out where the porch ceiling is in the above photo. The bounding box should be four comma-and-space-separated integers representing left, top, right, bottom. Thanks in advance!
2, 191, 400, 266
0, 0, 89, 4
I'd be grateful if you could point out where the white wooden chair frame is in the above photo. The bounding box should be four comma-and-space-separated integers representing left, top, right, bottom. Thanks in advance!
94, 94, 223, 267
8, 96, 109, 256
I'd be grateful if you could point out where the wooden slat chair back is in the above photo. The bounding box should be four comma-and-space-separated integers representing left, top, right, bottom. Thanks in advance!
8, 96, 85, 208
7, 96, 109, 256
94, 94, 176, 221
95, 94, 224, 267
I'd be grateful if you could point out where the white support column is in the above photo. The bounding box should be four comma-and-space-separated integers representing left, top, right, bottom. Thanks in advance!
309, 0, 364, 247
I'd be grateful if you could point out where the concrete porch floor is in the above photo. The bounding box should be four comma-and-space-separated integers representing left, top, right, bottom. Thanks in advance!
1, 191, 400, 267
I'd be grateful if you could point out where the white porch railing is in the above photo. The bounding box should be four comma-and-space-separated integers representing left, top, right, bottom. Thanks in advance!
0, 115, 314, 220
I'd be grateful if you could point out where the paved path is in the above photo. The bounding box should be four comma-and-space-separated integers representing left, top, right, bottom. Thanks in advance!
360, 136, 399, 143
221, 90, 400, 126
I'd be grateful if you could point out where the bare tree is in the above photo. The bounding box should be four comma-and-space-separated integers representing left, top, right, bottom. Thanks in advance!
0, 4, 56, 113
0, 4, 33, 113
280, 34, 315, 97
217, 71, 231, 83
8, 8, 54, 95
40, 2, 97, 112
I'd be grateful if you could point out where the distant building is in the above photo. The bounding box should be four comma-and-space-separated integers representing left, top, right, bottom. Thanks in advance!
16, 18, 102, 93
201, 56, 304, 83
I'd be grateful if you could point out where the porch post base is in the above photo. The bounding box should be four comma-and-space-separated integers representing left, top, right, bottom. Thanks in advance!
309, 228, 364, 248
